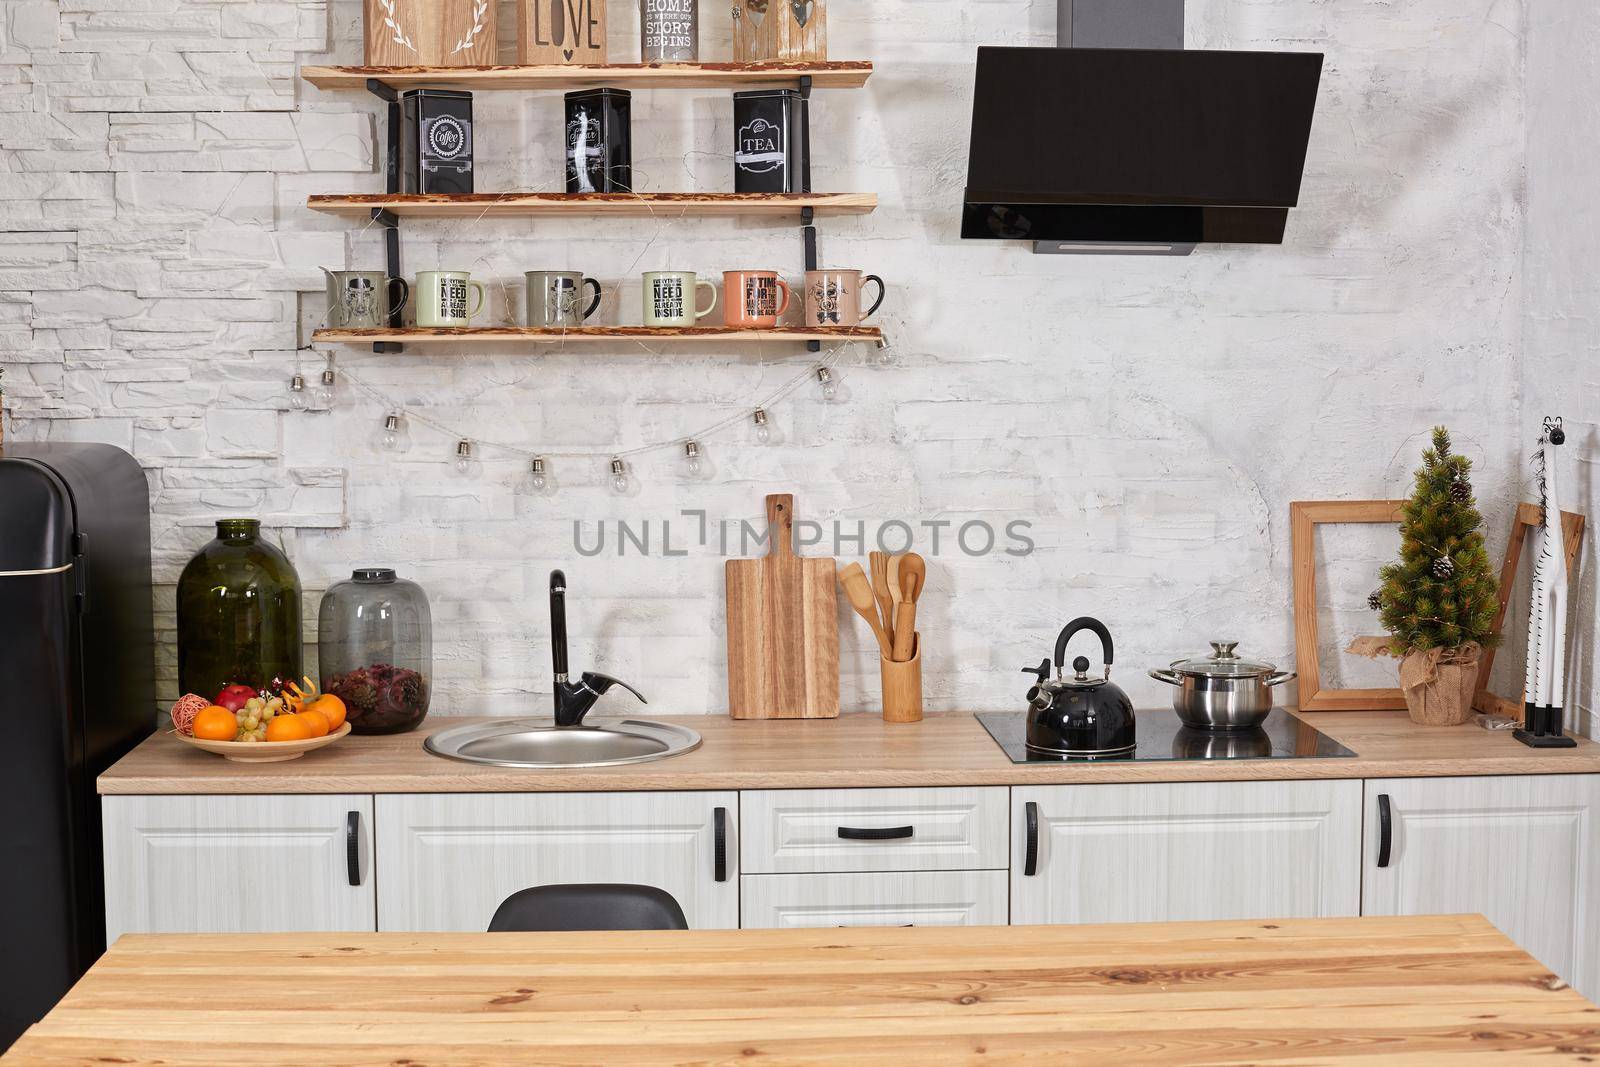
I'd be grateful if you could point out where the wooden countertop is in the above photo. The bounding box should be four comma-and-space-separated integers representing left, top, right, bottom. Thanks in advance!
7, 916, 1597, 1065
97, 710, 1600, 795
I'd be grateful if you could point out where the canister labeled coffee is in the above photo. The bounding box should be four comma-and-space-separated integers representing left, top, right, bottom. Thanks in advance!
400, 89, 473, 195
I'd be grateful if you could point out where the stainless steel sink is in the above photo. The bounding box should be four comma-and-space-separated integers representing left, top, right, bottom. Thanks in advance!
423, 718, 702, 768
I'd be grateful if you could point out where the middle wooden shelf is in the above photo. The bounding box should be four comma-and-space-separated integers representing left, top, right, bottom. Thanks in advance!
311, 325, 887, 347
307, 192, 877, 220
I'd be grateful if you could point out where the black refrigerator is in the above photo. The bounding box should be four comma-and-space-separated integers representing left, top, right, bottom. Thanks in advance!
0, 443, 153, 1048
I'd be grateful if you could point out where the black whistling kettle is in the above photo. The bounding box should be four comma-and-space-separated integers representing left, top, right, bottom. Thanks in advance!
1022, 617, 1137, 758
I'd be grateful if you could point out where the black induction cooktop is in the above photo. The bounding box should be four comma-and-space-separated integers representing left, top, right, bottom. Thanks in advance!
977, 709, 1356, 764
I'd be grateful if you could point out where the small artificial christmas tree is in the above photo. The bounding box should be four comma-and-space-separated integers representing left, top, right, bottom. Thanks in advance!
1374, 427, 1500, 652
1370, 427, 1500, 724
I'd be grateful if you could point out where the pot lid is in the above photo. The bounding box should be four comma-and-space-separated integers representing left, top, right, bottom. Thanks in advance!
1168, 641, 1278, 678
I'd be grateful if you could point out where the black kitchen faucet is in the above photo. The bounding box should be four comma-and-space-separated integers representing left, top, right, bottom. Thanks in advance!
549, 569, 647, 726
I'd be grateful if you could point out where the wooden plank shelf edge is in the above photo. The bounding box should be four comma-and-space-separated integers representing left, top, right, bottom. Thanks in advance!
301, 61, 874, 92
306, 192, 877, 218
311, 325, 887, 347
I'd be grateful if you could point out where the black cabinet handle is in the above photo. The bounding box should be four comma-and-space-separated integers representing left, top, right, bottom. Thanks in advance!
1376, 793, 1392, 868
713, 806, 728, 882
345, 810, 361, 886
836, 825, 914, 841
1024, 801, 1039, 876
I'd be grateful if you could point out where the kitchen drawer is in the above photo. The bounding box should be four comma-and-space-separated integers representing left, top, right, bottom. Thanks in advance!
740, 787, 1008, 874
741, 871, 1009, 928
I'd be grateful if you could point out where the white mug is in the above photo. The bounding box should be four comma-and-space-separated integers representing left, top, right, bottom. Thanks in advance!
641, 271, 716, 327
415, 270, 486, 328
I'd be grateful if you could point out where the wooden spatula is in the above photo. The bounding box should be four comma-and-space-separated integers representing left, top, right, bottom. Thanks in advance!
839, 562, 893, 658
891, 552, 925, 661
869, 551, 894, 644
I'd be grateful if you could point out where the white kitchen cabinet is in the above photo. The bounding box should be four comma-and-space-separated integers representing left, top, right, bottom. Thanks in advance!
102, 794, 375, 942
1011, 779, 1362, 926
1361, 774, 1600, 1001
741, 871, 1008, 928
741, 787, 1009, 874
376, 791, 738, 931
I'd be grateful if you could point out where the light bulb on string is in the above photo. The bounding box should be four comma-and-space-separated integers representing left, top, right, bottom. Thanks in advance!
681, 440, 713, 480
752, 408, 775, 445
609, 457, 632, 496
453, 439, 482, 479
528, 456, 557, 497
816, 366, 841, 402
376, 412, 412, 454
871, 341, 894, 367
314, 365, 337, 408
288, 374, 308, 411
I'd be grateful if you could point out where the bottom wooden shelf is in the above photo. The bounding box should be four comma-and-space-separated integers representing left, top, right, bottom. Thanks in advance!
311, 325, 887, 347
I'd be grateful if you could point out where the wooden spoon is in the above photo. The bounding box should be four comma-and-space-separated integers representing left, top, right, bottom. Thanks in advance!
891, 553, 926, 662
869, 551, 894, 645
838, 562, 893, 658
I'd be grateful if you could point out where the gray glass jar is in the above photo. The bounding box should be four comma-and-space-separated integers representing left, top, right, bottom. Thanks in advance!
318, 568, 432, 735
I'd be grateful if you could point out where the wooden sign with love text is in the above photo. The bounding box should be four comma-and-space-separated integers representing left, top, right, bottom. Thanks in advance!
519, 0, 608, 64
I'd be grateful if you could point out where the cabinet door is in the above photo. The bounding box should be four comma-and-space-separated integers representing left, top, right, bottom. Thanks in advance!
377, 792, 738, 931
1012, 779, 1362, 926
1362, 775, 1600, 1000
102, 794, 375, 941
741, 871, 1009, 928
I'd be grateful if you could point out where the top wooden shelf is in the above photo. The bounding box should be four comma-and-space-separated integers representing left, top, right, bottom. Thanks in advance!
301, 62, 874, 93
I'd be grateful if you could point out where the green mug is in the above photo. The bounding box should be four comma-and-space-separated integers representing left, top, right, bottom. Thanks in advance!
415, 270, 486, 328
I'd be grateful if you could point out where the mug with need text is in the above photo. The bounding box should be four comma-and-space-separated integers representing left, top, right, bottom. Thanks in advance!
414, 270, 486, 328
722, 270, 791, 328
642, 271, 717, 327
803, 269, 885, 327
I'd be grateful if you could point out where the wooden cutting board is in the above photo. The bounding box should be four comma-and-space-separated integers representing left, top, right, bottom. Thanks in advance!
725, 493, 839, 719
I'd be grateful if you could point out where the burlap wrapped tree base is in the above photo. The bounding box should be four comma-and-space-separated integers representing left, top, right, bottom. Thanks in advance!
1398, 643, 1482, 726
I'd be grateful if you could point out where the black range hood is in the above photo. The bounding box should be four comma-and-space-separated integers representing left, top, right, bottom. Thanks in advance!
962, 46, 1323, 253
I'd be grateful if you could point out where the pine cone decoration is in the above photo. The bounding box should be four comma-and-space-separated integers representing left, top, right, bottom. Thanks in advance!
1367, 590, 1382, 611
1449, 479, 1470, 503
1432, 556, 1455, 579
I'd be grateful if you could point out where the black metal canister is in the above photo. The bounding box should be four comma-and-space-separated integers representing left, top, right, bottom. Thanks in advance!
733, 89, 808, 194
564, 88, 632, 193
399, 89, 474, 195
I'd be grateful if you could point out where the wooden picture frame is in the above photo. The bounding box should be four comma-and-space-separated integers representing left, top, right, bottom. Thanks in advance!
1473, 502, 1585, 718
1290, 500, 1408, 712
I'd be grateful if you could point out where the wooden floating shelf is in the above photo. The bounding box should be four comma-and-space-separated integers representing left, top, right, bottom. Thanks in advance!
306, 192, 877, 219
301, 61, 874, 93
311, 325, 886, 347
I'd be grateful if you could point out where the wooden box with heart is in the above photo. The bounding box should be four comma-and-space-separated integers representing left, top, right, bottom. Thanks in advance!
732, 0, 826, 63
518, 0, 608, 64
363, 0, 498, 66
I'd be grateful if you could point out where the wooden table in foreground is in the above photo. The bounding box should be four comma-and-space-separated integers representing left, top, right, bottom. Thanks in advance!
7, 916, 1598, 1065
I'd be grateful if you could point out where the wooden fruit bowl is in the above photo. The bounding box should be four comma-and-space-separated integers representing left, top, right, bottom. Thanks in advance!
174, 723, 351, 763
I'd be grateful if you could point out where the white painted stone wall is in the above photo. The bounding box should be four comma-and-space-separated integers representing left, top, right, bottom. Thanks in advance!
2, 0, 1554, 721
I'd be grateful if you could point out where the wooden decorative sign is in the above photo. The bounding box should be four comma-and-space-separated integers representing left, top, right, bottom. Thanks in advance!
732, 0, 826, 63
518, 0, 608, 64
364, 0, 497, 66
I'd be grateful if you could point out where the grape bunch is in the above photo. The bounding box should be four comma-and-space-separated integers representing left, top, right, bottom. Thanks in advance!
234, 694, 288, 742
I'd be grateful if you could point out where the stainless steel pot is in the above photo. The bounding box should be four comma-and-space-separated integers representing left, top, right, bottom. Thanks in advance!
1149, 641, 1296, 731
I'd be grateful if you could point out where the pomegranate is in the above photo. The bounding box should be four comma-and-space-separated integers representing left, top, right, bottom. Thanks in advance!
213, 683, 258, 713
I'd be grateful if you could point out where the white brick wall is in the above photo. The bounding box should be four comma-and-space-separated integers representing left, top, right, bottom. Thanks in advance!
2, 0, 1562, 722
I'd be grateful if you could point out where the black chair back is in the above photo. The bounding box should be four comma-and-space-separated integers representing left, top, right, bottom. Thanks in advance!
487, 883, 688, 932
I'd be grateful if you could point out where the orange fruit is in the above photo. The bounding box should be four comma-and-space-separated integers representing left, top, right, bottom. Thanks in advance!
303, 694, 346, 732
265, 714, 313, 743
191, 706, 239, 742
296, 709, 331, 738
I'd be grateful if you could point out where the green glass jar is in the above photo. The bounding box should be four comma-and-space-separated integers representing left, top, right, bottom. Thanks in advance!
176, 518, 303, 700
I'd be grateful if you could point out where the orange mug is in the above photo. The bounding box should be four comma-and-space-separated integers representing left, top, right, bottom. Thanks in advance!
722, 270, 792, 328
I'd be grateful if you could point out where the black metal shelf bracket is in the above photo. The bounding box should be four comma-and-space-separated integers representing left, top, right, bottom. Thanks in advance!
371, 208, 403, 353
798, 75, 819, 352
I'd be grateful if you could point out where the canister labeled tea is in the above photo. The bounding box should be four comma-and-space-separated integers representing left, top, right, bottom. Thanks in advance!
733, 89, 807, 193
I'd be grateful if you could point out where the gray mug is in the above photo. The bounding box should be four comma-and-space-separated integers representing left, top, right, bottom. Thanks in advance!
526, 271, 603, 328
324, 269, 408, 329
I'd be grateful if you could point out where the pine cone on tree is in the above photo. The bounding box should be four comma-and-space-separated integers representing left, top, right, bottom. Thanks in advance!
1367, 590, 1383, 611
1449, 479, 1470, 503
1432, 555, 1455, 579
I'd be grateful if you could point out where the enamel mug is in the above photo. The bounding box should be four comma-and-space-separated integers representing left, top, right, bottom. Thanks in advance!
526, 271, 603, 328
414, 271, 486, 328
722, 270, 791, 328
642, 271, 716, 327
324, 270, 408, 329
804, 269, 885, 327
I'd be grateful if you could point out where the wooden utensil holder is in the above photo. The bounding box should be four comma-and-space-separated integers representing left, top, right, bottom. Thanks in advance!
880, 636, 922, 724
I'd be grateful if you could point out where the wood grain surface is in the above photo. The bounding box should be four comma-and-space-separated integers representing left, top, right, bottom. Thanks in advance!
310, 325, 887, 347
726, 494, 839, 719
8, 916, 1598, 1065
97, 710, 1600, 795
362, 0, 496, 66
305, 192, 878, 218
301, 61, 874, 92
